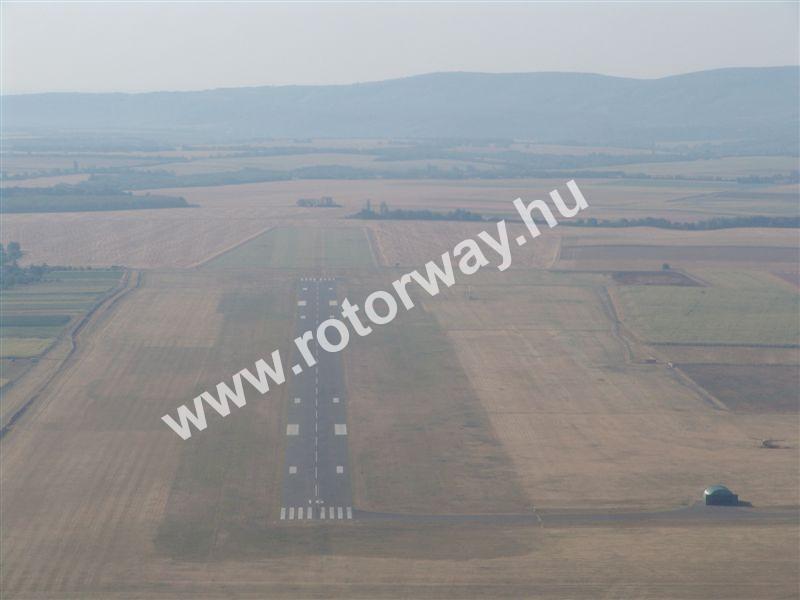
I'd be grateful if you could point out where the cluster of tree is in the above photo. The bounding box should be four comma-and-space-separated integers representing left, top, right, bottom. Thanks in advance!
735, 172, 800, 184
563, 215, 800, 230
296, 196, 340, 207
1, 185, 189, 213
353, 200, 486, 222
0, 242, 50, 289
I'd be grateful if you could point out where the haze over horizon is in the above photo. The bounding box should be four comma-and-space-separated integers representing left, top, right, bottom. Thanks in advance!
2, 2, 798, 94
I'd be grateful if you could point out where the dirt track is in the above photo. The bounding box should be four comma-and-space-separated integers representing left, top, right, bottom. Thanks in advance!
355, 503, 799, 527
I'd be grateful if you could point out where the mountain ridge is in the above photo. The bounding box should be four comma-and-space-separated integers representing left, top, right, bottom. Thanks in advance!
3, 67, 798, 146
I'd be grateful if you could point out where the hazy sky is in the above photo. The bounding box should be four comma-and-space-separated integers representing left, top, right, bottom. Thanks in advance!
2, 2, 798, 94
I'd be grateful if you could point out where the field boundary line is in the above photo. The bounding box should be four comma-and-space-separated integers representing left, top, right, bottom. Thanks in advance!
189, 225, 275, 269
594, 285, 636, 364
600, 285, 730, 411
362, 226, 382, 268
547, 233, 564, 269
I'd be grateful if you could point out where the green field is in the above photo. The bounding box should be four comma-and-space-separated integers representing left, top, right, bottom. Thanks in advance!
204, 226, 375, 270
616, 269, 800, 345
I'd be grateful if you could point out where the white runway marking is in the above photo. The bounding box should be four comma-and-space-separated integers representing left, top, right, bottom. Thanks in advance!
337, 506, 343, 520
332, 397, 339, 403
320, 507, 326, 519
300, 315, 306, 320
329, 300, 338, 306
297, 300, 307, 306
286, 424, 299, 435
336, 465, 344, 474
289, 466, 297, 474
292, 364, 302, 375
280, 507, 286, 520
294, 397, 301, 404
297, 507, 303, 520
329, 506, 335, 519
289, 507, 295, 520
334, 424, 347, 435
347, 507, 353, 519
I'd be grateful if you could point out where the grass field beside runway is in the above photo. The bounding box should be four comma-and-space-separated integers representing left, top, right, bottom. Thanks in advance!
203, 225, 375, 270
342, 273, 530, 514
153, 269, 294, 559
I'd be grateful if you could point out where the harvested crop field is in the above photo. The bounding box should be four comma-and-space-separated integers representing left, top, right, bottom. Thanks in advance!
562, 244, 799, 263
678, 363, 800, 413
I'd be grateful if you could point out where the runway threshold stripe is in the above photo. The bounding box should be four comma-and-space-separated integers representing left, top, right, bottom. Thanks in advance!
280, 507, 286, 520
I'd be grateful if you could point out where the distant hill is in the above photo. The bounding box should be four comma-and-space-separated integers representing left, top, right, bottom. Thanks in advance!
3, 67, 798, 147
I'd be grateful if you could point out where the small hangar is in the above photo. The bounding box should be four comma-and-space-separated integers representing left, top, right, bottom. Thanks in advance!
704, 485, 739, 506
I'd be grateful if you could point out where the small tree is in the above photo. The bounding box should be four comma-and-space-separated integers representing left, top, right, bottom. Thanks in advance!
7, 242, 21, 261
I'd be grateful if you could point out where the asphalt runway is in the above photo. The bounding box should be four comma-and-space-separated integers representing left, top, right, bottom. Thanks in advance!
280, 277, 353, 522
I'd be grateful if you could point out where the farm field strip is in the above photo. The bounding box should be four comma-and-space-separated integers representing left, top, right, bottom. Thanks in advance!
0, 270, 123, 364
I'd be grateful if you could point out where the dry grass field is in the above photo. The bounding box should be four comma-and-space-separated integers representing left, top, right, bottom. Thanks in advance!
1, 163, 798, 598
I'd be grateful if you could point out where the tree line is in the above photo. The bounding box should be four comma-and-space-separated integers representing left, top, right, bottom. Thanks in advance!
352, 201, 799, 230
1, 242, 49, 289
